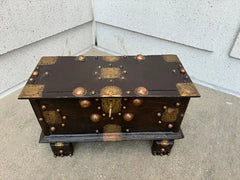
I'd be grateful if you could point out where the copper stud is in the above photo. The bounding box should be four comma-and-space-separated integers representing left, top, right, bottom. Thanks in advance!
118, 112, 122, 116
96, 130, 99, 133
29, 78, 34, 81
41, 105, 46, 110
32, 71, 38, 76
73, 87, 86, 96
62, 116, 67, 120
157, 112, 161, 117
56, 109, 60, 112
77, 55, 85, 61
158, 120, 162, 124
180, 68, 186, 73
50, 127, 55, 132
161, 140, 169, 147
163, 106, 167, 110
168, 124, 173, 129
39, 118, 43, 121
97, 106, 101, 110
59, 149, 64, 154
126, 91, 131, 95
80, 100, 91, 108
161, 148, 165, 152
136, 54, 145, 61
176, 102, 181, 107
135, 87, 148, 96
91, 91, 95, 95
126, 129, 130, 132
133, 98, 143, 106
61, 123, 65, 127
123, 106, 126, 109
90, 114, 101, 123
123, 70, 127, 74
123, 113, 134, 121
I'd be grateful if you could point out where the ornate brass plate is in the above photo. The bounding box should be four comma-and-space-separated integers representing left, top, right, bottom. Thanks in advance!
100, 86, 122, 97
101, 98, 122, 115
19, 84, 44, 98
103, 124, 122, 141
163, 55, 180, 62
101, 68, 121, 79
162, 108, 179, 122
38, 57, 57, 65
103, 56, 119, 62
176, 83, 200, 97
42, 111, 62, 125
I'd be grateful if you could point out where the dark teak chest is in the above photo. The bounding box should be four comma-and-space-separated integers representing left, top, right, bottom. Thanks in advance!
19, 55, 200, 157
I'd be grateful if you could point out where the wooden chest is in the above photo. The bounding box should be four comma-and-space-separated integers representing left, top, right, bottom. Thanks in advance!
19, 55, 200, 157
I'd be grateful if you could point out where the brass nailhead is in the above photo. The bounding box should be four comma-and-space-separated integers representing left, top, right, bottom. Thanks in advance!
118, 112, 122, 116
39, 118, 43, 121
133, 98, 143, 106
136, 54, 145, 60
62, 116, 67, 120
56, 109, 60, 112
123, 106, 126, 109
90, 114, 101, 123
126, 91, 131, 94
163, 106, 167, 110
80, 100, 91, 108
168, 124, 173, 129
157, 112, 161, 117
29, 78, 34, 81
176, 102, 181, 107
96, 130, 99, 133
61, 123, 65, 127
123, 113, 134, 121
32, 71, 39, 76
161, 148, 165, 152
50, 127, 56, 132
158, 120, 162, 124
126, 129, 130, 132
59, 149, 64, 154
180, 68, 186, 73
91, 91, 96, 95
97, 106, 101, 110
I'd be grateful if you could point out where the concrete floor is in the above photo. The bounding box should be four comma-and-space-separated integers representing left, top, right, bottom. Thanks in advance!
0, 49, 240, 180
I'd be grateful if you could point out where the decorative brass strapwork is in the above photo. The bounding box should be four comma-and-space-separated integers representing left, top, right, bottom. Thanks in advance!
162, 108, 179, 122
176, 83, 200, 97
103, 56, 120, 62
101, 68, 121, 79
100, 86, 122, 97
19, 84, 44, 98
38, 57, 57, 65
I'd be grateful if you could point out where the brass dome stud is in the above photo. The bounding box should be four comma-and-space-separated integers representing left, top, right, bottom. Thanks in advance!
136, 54, 145, 61
32, 71, 39, 76
77, 55, 85, 61
79, 100, 91, 108
135, 87, 148, 96
73, 87, 86, 97
180, 68, 186, 73
160, 140, 169, 147
41, 105, 47, 110
133, 98, 143, 106
59, 149, 64, 154
168, 124, 173, 129
90, 114, 101, 123
50, 127, 56, 132
123, 113, 134, 121
176, 102, 181, 107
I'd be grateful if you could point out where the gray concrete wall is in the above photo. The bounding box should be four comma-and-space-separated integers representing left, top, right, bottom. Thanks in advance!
94, 0, 240, 97
0, 0, 94, 98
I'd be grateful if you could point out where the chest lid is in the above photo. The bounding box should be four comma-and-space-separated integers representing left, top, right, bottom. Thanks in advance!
18, 55, 200, 99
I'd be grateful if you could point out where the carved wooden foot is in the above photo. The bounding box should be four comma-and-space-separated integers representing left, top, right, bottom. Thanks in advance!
50, 142, 73, 157
151, 139, 174, 156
